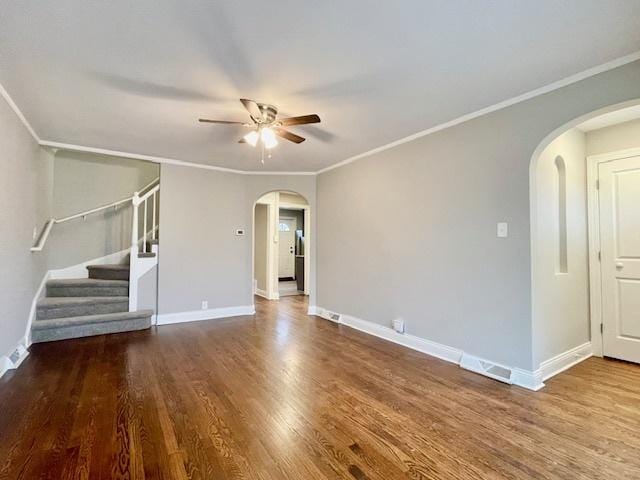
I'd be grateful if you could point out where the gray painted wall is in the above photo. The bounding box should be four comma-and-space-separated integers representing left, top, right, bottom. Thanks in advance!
158, 164, 316, 314
48, 151, 158, 269
254, 204, 268, 292
0, 95, 53, 357
317, 60, 640, 370
586, 118, 640, 156
532, 129, 589, 366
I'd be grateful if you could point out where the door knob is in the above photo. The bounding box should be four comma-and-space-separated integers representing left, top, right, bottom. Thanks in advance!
615, 262, 624, 269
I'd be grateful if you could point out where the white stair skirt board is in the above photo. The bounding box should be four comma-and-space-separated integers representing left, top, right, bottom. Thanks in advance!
0, 337, 30, 379
539, 342, 593, 381
49, 249, 130, 280
311, 306, 544, 391
156, 305, 256, 325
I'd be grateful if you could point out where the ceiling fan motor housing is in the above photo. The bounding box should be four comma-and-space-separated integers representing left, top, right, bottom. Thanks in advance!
258, 103, 278, 124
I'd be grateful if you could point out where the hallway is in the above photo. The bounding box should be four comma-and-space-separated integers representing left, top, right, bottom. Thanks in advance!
1, 296, 639, 479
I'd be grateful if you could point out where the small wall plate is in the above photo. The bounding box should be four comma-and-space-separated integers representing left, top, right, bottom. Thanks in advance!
236, 229, 245, 236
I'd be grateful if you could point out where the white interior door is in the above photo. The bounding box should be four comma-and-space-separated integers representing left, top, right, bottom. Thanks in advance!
599, 156, 640, 363
278, 217, 296, 279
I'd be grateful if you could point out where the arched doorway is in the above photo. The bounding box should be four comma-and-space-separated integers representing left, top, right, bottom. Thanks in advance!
530, 100, 640, 375
252, 190, 311, 300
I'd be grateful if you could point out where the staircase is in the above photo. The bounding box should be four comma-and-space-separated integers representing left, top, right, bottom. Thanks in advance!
32, 263, 153, 343
30, 178, 160, 343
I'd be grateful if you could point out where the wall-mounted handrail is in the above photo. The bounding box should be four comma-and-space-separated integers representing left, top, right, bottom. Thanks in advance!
30, 177, 159, 252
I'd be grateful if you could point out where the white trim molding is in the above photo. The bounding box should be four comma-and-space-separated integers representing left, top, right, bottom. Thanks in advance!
0, 336, 30, 379
585, 148, 640, 357
311, 306, 545, 391
24, 271, 51, 348
156, 305, 255, 325
4, 51, 640, 177
318, 50, 640, 175
0, 81, 40, 142
339, 312, 463, 364
539, 342, 593, 381
39, 141, 317, 176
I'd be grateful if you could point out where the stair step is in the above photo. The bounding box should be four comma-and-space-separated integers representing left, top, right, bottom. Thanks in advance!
46, 278, 129, 297
36, 296, 129, 320
87, 264, 130, 280
31, 310, 153, 343
138, 252, 156, 258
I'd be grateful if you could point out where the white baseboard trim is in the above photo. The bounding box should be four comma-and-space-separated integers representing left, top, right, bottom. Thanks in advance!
156, 305, 256, 325
0, 336, 30, 379
340, 313, 463, 364
312, 306, 544, 391
538, 342, 593, 381
511, 368, 545, 391
254, 288, 270, 299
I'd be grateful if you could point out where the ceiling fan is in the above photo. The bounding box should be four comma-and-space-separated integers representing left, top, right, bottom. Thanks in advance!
199, 98, 321, 150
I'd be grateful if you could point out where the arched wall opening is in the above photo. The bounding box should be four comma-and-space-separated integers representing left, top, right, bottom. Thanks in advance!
252, 190, 311, 301
530, 99, 640, 374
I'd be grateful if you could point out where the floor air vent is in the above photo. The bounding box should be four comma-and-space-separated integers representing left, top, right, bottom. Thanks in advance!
460, 353, 513, 384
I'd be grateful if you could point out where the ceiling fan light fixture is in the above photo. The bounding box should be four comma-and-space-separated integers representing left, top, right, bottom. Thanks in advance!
261, 127, 278, 149
244, 130, 259, 147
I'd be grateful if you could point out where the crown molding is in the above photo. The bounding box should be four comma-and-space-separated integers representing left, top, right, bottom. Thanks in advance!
317, 50, 640, 174
0, 81, 41, 143
38, 141, 317, 176
4, 50, 640, 176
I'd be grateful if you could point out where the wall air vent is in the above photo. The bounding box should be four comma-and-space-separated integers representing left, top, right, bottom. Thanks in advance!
9, 345, 26, 365
460, 353, 513, 384
320, 310, 341, 323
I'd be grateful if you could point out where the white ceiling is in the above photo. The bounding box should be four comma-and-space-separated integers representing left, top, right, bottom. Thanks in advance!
2, 1, 640, 172
577, 105, 640, 132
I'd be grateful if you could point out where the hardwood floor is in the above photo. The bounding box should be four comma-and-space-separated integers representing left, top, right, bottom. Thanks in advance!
1, 296, 640, 479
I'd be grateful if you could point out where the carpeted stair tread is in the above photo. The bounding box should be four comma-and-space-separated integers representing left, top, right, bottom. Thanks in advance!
138, 252, 156, 258
46, 278, 129, 297
32, 309, 154, 330
86, 264, 130, 271
38, 296, 129, 308
87, 264, 130, 280
36, 296, 129, 320
47, 278, 129, 287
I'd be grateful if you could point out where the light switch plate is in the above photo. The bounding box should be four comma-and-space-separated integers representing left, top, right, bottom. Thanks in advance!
235, 229, 245, 236
497, 222, 508, 238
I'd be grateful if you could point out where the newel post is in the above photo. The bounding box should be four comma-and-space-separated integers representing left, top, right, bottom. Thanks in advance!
129, 192, 140, 312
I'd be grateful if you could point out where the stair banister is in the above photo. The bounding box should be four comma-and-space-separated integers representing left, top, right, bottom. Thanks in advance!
30, 177, 159, 252
128, 184, 160, 314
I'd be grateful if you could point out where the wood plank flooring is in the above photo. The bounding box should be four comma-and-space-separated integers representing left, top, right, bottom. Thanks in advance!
1, 296, 640, 479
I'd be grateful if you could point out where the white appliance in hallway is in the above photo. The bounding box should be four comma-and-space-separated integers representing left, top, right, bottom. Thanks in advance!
278, 217, 297, 279
599, 155, 640, 363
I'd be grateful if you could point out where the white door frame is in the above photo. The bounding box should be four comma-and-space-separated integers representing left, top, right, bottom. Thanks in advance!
587, 146, 640, 357
278, 215, 297, 280
252, 192, 311, 301
277, 201, 311, 296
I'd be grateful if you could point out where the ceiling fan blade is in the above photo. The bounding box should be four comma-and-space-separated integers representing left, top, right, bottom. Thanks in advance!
278, 114, 321, 127
275, 128, 306, 144
240, 98, 262, 122
199, 118, 250, 126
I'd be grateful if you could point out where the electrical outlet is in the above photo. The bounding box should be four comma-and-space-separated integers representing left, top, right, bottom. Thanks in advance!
201, 301, 208, 310
392, 318, 405, 334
